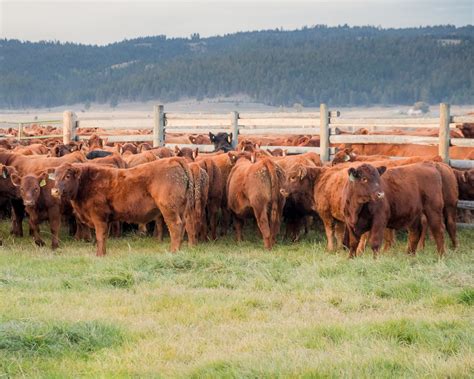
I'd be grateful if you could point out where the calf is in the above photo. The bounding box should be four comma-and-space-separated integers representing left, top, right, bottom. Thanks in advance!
52, 158, 194, 255
227, 156, 286, 249
342, 163, 446, 258
10, 171, 62, 249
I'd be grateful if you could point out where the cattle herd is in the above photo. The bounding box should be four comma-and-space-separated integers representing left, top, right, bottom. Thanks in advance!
0, 128, 473, 258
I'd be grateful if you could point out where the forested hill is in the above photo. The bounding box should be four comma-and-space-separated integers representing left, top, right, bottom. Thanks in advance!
1, 25, 473, 108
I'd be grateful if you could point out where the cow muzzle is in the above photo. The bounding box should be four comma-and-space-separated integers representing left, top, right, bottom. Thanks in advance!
376, 191, 385, 199
51, 188, 60, 198
23, 200, 35, 206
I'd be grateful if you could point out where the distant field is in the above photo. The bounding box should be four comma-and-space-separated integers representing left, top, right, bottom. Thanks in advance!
0, 221, 473, 377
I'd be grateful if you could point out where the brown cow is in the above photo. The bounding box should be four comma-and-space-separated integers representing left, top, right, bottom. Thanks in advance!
0, 164, 22, 238
122, 151, 156, 167
51, 158, 193, 255
0, 150, 86, 175
454, 168, 474, 200
227, 156, 286, 249
342, 163, 446, 258
332, 148, 391, 166
49, 142, 83, 157
13, 143, 49, 155
10, 172, 62, 249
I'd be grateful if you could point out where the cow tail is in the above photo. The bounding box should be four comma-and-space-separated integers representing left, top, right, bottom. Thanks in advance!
264, 159, 280, 233
176, 158, 194, 212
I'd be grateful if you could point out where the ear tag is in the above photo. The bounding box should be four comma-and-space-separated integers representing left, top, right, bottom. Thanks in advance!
48, 173, 55, 180
349, 173, 356, 182
344, 154, 351, 162
40, 179, 47, 187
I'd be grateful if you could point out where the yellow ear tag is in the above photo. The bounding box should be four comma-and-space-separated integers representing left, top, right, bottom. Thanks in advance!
40, 179, 47, 187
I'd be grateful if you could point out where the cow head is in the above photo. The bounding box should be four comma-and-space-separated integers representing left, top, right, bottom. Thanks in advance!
267, 148, 287, 157
237, 139, 257, 153
51, 164, 81, 200
189, 134, 211, 145
347, 164, 386, 203
209, 132, 233, 152
459, 168, 474, 199
10, 171, 49, 207
175, 146, 195, 161
138, 142, 152, 152
286, 163, 323, 198
332, 148, 356, 166
120, 143, 137, 155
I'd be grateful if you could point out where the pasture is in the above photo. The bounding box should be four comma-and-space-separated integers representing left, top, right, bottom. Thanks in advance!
0, 221, 473, 377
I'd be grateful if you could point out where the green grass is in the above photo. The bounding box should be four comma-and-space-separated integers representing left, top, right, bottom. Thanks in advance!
0, 221, 473, 378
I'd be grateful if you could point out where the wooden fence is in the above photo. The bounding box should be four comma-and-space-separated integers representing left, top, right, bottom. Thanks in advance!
1, 103, 473, 227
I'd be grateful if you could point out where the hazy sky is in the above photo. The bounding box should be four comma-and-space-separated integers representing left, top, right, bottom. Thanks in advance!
1, 0, 472, 45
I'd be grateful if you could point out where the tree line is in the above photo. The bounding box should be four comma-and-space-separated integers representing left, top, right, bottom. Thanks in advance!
0, 25, 473, 108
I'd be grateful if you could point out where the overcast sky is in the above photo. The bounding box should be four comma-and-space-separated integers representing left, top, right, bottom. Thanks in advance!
1, 0, 472, 45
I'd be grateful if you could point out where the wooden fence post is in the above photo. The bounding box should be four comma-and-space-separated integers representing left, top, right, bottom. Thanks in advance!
18, 122, 23, 141
320, 104, 330, 162
63, 111, 75, 144
439, 103, 450, 164
231, 111, 239, 149
154, 104, 165, 147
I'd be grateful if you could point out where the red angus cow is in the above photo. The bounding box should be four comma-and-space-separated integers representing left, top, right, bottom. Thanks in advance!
10, 172, 62, 249
52, 158, 194, 255
227, 156, 287, 249
342, 163, 446, 258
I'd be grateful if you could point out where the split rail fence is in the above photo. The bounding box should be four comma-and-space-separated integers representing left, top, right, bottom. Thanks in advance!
1, 103, 473, 227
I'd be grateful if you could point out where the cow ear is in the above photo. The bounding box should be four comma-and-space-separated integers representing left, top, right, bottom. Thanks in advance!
209, 132, 216, 142
348, 167, 359, 182
192, 148, 199, 160
298, 166, 307, 180
174, 146, 181, 155
189, 136, 196, 144
227, 133, 233, 144
10, 173, 21, 187
1, 166, 9, 179
227, 152, 238, 164
377, 166, 387, 176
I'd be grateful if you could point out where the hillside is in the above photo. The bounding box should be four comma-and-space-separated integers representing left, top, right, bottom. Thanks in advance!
1, 25, 473, 108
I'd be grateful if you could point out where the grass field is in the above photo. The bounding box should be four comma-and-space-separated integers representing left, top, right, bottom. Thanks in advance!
0, 221, 473, 378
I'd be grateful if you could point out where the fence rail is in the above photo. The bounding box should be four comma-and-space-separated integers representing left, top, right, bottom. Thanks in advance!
1, 103, 473, 227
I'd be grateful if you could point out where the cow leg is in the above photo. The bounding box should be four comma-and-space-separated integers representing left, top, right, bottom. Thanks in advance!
321, 215, 335, 252
368, 227, 385, 259
407, 218, 423, 255
94, 220, 108, 256
425, 208, 446, 257
382, 229, 395, 251
160, 207, 184, 253
444, 206, 458, 249
220, 208, 231, 236
347, 228, 361, 259
208, 205, 218, 240
48, 209, 61, 250
232, 215, 245, 243
137, 223, 148, 236
417, 214, 428, 250
356, 232, 368, 256
10, 199, 25, 237
154, 216, 165, 242
109, 221, 121, 238
335, 221, 345, 250
28, 217, 45, 247
253, 208, 272, 250
184, 212, 197, 247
